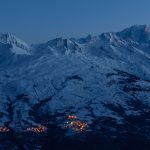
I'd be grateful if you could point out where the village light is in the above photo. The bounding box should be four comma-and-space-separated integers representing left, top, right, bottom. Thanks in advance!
26, 125, 47, 133
68, 115, 77, 120
64, 115, 88, 132
0, 127, 10, 133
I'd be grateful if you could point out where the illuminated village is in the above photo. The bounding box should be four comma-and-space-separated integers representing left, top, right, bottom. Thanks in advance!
0, 116, 88, 134
64, 115, 88, 132
26, 125, 47, 133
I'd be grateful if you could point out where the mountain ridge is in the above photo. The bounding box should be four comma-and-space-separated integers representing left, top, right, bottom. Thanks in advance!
1, 25, 150, 54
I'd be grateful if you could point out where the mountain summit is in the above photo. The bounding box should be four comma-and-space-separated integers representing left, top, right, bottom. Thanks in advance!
118, 25, 150, 42
0, 33, 30, 55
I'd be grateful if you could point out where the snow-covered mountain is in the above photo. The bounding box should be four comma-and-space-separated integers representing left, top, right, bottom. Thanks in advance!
0, 33, 30, 55
32, 38, 81, 55
117, 25, 150, 42
0, 25, 150, 149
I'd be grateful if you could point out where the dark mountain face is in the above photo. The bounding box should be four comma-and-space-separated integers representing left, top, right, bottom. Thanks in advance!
0, 25, 150, 150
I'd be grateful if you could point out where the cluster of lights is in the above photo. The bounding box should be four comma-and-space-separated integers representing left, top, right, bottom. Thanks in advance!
64, 115, 88, 132
26, 125, 47, 133
0, 127, 10, 133
0, 116, 88, 134
68, 115, 77, 120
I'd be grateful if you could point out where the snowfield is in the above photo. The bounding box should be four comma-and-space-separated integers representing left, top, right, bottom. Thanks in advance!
0, 25, 150, 149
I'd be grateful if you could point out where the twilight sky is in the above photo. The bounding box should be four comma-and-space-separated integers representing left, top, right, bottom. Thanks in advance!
0, 0, 150, 43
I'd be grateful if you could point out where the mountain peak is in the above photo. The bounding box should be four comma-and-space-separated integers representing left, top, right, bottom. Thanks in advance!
0, 33, 30, 55
117, 25, 150, 42
32, 37, 81, 55
0, 33, 22, 44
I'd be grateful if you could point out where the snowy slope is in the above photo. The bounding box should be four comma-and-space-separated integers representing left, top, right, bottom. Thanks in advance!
0, 25, 150, 145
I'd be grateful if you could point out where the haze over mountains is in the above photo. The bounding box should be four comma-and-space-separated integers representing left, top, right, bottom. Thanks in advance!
0, 25, 150, 149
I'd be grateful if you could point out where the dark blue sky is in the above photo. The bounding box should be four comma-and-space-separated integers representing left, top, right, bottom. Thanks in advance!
0, 0, 150, 43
